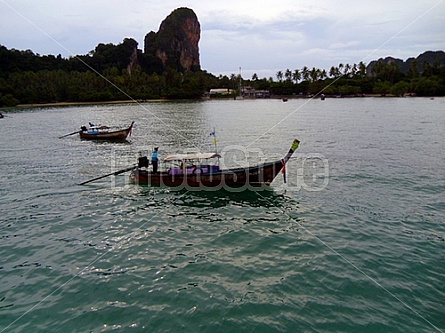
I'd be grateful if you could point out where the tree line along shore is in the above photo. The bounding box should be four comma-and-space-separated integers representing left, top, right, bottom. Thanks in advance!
1, 45, 444, 108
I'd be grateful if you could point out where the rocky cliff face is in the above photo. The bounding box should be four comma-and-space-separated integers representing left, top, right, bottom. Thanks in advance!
367, 51, 445, 75
126, 39, 139, 74
144, 7, 201, 72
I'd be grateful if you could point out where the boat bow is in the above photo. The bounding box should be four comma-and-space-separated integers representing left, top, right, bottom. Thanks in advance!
283, 139, 300, 164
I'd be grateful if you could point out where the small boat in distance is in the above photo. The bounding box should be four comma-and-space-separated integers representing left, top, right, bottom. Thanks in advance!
130, 139, 300, 190
79, 121, 134, 141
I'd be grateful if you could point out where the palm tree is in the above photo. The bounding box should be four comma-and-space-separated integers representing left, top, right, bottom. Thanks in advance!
302, 66, 309, 81
358, 61, 367, 77
285, 69, 292, 82
276, 70, 284, 82
309, 67, 320, 82
338, 63, 344, 76
344, 63, 351, 76
351, 63, 357, 77
230, 73, 238, 90
292, 69, 301, 83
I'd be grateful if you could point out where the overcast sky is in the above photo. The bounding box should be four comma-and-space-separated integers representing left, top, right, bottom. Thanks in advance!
1, 0, 444, 79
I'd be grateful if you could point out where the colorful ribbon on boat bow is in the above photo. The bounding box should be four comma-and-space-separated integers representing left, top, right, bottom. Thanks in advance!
281, 159, 286, 183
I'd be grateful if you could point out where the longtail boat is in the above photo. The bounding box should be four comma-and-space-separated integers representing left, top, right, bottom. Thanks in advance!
79, 121, 134, 141
129, 139, 300, 190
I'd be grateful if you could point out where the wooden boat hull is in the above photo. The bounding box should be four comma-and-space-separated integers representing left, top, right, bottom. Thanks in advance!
80, 122, 133, 141
130, 160, 284, 190
130, 139, 300, 190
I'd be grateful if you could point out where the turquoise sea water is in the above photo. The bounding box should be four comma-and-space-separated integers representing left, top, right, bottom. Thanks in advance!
0, 98, 444, 332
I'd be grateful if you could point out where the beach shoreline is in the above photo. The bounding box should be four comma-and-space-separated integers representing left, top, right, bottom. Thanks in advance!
16, 99, 169, 108
10, 93, 430, 109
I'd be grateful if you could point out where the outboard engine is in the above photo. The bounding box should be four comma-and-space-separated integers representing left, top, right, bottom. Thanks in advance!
138, 156, 149, 168
81, 126, 88, 132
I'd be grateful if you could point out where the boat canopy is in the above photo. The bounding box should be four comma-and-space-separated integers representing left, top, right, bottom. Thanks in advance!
164, 152, 221, 162
89, 125, 110, 130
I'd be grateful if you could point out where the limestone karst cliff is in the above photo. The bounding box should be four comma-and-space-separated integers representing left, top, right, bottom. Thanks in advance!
144, 7, 201, 72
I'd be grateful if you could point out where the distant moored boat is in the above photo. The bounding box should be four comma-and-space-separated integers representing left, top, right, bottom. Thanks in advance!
79, 121, 134, 141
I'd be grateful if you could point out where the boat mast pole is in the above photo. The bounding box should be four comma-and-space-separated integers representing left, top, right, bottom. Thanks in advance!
239, 67, 242, 97
214, 128, 218, 153
210, 127, 218, 153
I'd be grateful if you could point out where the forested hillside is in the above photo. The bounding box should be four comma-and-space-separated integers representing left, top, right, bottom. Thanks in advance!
1, 44, 444, 107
